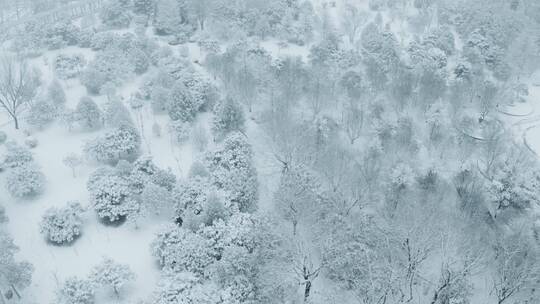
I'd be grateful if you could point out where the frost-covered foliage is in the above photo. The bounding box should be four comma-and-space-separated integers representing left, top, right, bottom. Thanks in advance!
6, 164, 45, 198
26, 99, 58, 129
142, 183, 174, 217
172, 176, 220, 226
3, 142, 34, 168
103, 99, 134, 128
39, 201, 84, 245
11, 19, 82, 53
212, 97, 245, 139
47, 80, 66, 106
54, 54, 87, 80
99, 1, 133, 28
167, 82, 200, 122
84, 125, 141, 164
149, 270, 221, 304
205, 133, 258, 213
88, 173, 137, 223
151, 225, 215, 275
90, 257, 135, 296
0, 229, 34, 298
55, 277, 95, 304
75, 96, 102, 130
82, 33, 151, 93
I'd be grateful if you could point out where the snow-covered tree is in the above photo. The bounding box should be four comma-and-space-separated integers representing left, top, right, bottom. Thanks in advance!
167, 82, 199, 122
47, 79, 66, 106
40, 201, 84, 245
212, 97, 245, 140
54, 54, 86, 80
151, 225, 215, 275
100, 1, 133, 28
26, 99, 58, 129
103, 99, 134, 128
6, 164, 45, 198
76, 96, 102, 130
55, 277, 95, 304
84, 125, 141, 164
88, 173, 138, 223
142, 183, 173, 217
63, 153, 83, 178
90, 257, 135, 297
205, 133, 258, 213
0, 231, 33, 301
2, 141, 33, 168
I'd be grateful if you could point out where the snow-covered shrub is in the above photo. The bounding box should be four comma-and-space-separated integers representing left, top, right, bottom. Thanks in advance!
80, 65, 109, 95
24, 136, 38, 149
142, 183, 173, 216
84, 125, 141, 164
77, 28, 95, 48
89, 173, 138, 223
81, 50, 134, 94
76, 96, 102, 130
6, 164, 45, 198
151, 168, 177, 191
55, 277, 95, 304
99, 1, 132, 28
90, 32, 119, 51
130, 48, 150, 74
172, 176, 216, 223
168, 120, 190, 143
167, 82, 199, 122
212, 97, 245, 139
205, 133, 258, 213
3, 142, 33, 168
39, 201, 84, 245
151, 225, 215, 275
128, 156, 160, 193
103, 99, 134, 128
48, 80, 66, 106
90, 257, 135, 296
26, 99, 58, 129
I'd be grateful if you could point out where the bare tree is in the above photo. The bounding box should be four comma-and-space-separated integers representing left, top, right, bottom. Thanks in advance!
491, 231, 540, 304
292, 243, 322, 303
0, 57, 39, 130
341, 1, 367, 45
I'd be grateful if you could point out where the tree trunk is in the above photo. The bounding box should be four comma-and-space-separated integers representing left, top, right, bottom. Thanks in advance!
13, 115, 19, 130
293, 220, 297, 236
304, 280, 312, 302
10, 284, 20, 299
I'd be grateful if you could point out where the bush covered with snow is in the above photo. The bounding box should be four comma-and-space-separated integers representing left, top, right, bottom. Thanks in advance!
90, 257, 135, 296
84, 125, 141, 165
75, 96, 102, 130
89, 173, 138, 223
55, 277, 95, 304
3, 142, 33, 168
212, 97, 246, 139
6, 164, 45, 198
40, 201, 84, 245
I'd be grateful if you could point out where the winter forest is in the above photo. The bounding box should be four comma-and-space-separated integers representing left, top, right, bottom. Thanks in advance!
1, 0, 540, 303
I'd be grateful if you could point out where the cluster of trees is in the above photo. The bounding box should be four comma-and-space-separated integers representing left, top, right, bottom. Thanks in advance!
54, 257, 135, 303
0, 206, 33, 302
2, 141, 45, 198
